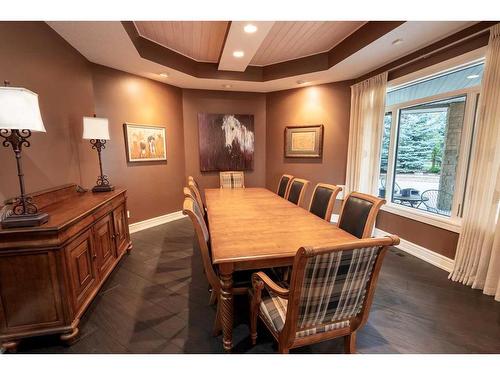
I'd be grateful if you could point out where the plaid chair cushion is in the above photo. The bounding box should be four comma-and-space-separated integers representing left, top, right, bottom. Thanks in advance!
259, 287, 350, 338
298, 246, 379, 329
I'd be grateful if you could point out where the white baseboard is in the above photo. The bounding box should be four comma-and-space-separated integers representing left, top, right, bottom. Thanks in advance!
129, 210, 186, 234
374, 228, 454, 272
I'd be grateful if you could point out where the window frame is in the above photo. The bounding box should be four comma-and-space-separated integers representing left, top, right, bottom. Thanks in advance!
380, 65, 482, 233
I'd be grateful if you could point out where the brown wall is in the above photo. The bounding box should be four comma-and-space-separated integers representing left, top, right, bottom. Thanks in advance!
0, 22, 94, 202
377, 212, 459, 259
89, 64, 185, 223
182, 89, 266, 196
0, 21, 462, 259
265, 83, 352, 210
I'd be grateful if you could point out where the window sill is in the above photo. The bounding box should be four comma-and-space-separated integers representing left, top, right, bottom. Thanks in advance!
380, 203, 462, 233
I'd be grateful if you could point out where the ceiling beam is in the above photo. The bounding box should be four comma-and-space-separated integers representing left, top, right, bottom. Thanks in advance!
218, 21, 275, 72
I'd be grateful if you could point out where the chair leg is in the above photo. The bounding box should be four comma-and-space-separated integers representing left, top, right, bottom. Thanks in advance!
344, 332, 357, 354
208, 289, 217, 305
278, 343, 290, 354
212, 302, 222, 337
249, 298, 258, 345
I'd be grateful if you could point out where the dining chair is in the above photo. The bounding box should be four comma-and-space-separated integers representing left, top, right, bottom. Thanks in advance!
188, 175, 201, 191
285, 178, 310, 206
188, 178, 205, 213
250, 235, 400, 353
308, 183, 342, 221
337, 192, 385, 238
277, 174, 294, 198
219, 171, 245, 188
183, 196, 251, 336
418, 189, 452, 216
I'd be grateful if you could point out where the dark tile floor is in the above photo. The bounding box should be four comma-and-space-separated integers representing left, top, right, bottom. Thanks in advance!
15, 218, 500, 354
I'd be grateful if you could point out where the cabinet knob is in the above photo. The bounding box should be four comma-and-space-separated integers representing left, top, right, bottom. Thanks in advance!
92, 253, 97, 260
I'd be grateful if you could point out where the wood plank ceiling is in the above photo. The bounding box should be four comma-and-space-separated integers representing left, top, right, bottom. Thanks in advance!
134, 21, 366, 67
134, 21, 229, 62
251, 21, 366, 66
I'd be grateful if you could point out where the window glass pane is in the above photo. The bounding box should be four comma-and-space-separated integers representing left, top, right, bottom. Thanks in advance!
386, 63, 483, 107
391, 96, 467, 217
378, 112, 392, 198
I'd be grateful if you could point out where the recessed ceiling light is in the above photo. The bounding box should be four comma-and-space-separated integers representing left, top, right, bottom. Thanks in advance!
233, 50, 244, 58
159, 72, 169, 77
392, 38, 404, 45
467, 74, 480, 79
244, 24, 258, 33
222, 84, 232, 89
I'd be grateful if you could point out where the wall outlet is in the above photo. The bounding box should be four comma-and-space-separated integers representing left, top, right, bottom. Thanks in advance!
127, 210, 130, 218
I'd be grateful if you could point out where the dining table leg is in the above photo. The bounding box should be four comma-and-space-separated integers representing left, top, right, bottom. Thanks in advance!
219, 263, 234, 352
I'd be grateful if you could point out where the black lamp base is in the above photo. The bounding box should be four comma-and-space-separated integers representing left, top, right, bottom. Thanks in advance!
92, 185, 115, 193
1, 212, 49, 229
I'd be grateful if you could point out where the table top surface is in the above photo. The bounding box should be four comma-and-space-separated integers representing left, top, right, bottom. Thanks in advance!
205, 188, 357, 266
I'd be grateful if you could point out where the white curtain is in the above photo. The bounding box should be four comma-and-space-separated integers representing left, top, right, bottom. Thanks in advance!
449, 24, 500, 301
345, 72, 388, 195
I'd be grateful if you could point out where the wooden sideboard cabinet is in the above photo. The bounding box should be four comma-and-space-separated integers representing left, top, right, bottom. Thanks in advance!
0, 184, 132, 352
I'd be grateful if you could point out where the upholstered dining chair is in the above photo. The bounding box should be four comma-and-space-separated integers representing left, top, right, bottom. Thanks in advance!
337, 192, 385, 238
183, 196, 251, 336
219, 171, 245, 188
285, 178, 310, 206
250, 235, 400, 353
308, 183, 342, 221
187, 178, 205, 213
276, 174, 294, 198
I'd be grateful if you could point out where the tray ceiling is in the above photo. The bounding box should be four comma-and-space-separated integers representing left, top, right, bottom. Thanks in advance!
251, 21, 366, 66
134, 21, 229, 63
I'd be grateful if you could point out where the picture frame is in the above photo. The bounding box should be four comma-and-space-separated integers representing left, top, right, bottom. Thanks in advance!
284, 125, 324, 158
197, 113, 255, 172
123, 123, 167, 162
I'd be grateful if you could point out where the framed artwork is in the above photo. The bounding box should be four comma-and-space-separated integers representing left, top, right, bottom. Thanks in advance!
123, 123, 167, 162
284, 125, 324, 158
198, 113, 254, 172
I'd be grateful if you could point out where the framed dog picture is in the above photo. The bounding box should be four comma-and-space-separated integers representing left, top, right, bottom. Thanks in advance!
123, 123, 167, 162
284, 125, 324, 158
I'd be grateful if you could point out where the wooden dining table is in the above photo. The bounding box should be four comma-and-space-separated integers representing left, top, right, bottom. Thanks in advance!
204, 187, 357, 351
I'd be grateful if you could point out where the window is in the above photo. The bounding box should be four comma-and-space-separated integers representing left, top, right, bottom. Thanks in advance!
378, 61, 483, 229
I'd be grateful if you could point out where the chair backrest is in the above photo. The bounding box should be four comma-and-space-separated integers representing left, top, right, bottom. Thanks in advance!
188, 179, 205, 212
421, 189, 452, 215
285, 178, 310, 206
308, 183, 342, 221
277, 174, 294, 198
188, 175, 200, 191
183, 186, 197, 202
338, 192, 385, 238
283, 236, 399, 340
182, 197, 219, 292
220, 171, 245, 188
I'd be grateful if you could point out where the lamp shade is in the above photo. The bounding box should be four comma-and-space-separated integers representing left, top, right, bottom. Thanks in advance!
0, 87, 46, 132
83, 116, 110, 140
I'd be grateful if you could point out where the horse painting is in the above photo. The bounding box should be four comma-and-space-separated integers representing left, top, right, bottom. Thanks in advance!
124, 123, 166, 162
198, 113, 254, 172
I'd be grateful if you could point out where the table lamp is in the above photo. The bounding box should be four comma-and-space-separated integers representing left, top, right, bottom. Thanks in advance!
83, 115, 114, 192
0, 83, 49, 229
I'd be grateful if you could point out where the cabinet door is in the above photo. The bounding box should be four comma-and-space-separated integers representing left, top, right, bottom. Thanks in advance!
93, 214, 117, 280
113, 204, 129, 256
66, 229, 98, 313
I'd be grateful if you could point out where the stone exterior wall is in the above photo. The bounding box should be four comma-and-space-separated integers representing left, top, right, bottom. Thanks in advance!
437, 101, 465, 213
